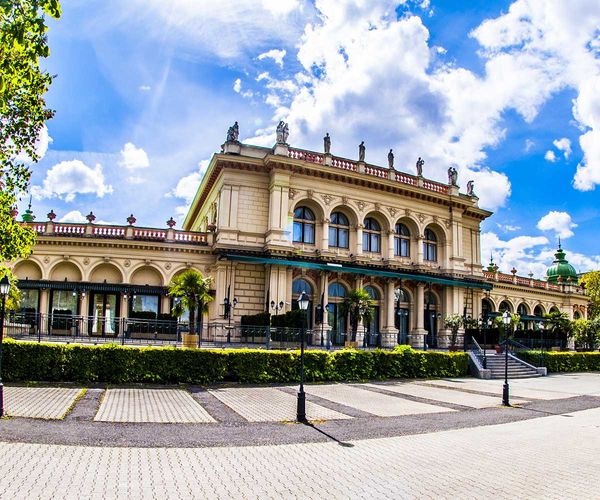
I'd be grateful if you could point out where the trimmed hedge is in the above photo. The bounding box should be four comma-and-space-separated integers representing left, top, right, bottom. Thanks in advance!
2, 339, 468, 385
519, 351, 600, 373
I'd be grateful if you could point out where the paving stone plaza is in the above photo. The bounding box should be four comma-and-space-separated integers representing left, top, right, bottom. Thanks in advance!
1, 374, 600, 499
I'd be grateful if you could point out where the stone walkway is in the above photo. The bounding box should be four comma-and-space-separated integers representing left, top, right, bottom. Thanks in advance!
0, 405, 598, 499
4, 387, 83, 419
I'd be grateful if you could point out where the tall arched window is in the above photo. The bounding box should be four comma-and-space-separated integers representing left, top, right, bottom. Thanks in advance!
293, 206, 315, 244
423, 228, 437, 262
364, 286, 379, 300
328, 282, 347, 298
499, 300, 512, 312
329, 212, 349, 248
292, 279, 313, 297
534, 305, 545, 317
394, 223, 410, 257
517, 303, 528, 317
362, 217, 381, 253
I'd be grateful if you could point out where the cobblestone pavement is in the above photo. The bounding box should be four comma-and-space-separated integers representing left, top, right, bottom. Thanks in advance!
209, 387, 350, 422
4, 387, 83, 419
95, 389, 216, 423
365, 381, 519, 408
0, 405, 599, 499
304, 383, 455, 416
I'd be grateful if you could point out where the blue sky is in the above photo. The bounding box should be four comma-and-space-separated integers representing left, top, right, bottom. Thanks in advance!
20, 0, 600, 278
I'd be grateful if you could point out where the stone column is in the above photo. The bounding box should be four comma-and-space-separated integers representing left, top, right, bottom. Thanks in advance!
356, 224, 364, 256
416, 235, 424, 265
79, 293, 89, 335
409, 283, 427, 348
387, 230, 395, 261
354, 276, 365, 346
380, 280, 399, 348
321, 218, 329, 251
39, 288, 50, 333
313, 272, 331, 345
266, 171, 292, 250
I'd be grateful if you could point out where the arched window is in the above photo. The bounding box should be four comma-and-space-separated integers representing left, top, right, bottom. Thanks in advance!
395, 288, 410, 303
364, 286, 379, 300
482, 298, 494, 317
293, 206, 315, 244
292, 279, 313, 297
362, 218, 381, 253
329, 212, 349, 248
499, 300, 512, 312
394, 223, 410, 257
423, 228, 437, 262
574, 311, 582, 320
534, 305, 545, 317
517, 303, 528, 317
549, 306, 559, 314
425, 291, 437, 306
328, 282, 347, 298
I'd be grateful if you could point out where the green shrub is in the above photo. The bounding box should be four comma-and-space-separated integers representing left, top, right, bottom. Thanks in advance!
520, 351, 600, 373
2, 340, 469, 384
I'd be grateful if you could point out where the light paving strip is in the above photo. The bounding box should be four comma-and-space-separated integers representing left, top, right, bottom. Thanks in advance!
1, 407, 599, 499
365, 381, 516, 408
4, 387, 83, 419
304, 383, 454, 416
420, 378, 577, 401
208, 387, 350, 422
94, 389, 215, 423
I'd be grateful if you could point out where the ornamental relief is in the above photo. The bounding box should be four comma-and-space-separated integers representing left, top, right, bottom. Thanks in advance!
322, 194, 335, 206
288, 188, 297, 200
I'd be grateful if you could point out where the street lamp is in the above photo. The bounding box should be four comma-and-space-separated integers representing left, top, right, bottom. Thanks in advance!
502, 310, 511, 406
226, 297, 237, 343
0, 275, 11, 417
297, 291, 309, 423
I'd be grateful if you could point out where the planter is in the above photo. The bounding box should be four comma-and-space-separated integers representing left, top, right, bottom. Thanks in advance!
182, 333, 199, 348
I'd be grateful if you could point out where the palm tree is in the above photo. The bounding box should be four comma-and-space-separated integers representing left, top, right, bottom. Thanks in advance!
340, 288, 374, 343
543, 310, 573, 345
168, 269, 213, 339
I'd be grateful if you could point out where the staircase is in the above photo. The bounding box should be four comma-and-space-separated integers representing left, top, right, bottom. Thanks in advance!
484, 353, 542, 379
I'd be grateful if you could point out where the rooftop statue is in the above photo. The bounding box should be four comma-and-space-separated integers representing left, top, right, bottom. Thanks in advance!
447, 166, 458, 186
226, 121, 239, 142
416, 157, 424, 176
388, 149, 394, 169
324, 132, 331, 154
358, 141, 365, 162
276, 121, 289, 144
466, 180, 475, 196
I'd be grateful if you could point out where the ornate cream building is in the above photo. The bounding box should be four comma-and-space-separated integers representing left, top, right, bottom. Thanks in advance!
7, 127, 589, 348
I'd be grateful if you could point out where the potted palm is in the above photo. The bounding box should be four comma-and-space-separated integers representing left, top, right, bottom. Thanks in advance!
168, 269, 213, 348
443, 313, 463, 351
340, 288, 374, 348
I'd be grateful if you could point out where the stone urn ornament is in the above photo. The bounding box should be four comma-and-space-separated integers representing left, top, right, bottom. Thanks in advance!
127, 214, 137, 226
47, 209, 57, 221
86, 211, 96, 223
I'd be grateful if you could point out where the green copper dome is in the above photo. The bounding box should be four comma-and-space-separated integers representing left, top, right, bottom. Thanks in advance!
546, 243, 578, 284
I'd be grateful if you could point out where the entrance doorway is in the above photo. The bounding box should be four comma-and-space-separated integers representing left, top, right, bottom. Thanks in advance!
89, 293, 120, 337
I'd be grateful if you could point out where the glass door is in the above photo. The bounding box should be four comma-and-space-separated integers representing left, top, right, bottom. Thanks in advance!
328, 304, 347, 345
396, 308, 409, 344
365, 306, 380, 346
89, 293, 119, 337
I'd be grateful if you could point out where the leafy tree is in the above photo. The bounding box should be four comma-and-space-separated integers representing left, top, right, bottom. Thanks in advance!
543, 310, 573, 338
168, 270, 213, 337
580, 271, 600, 320
1, 1, 61, 292
443, 313, 463, 348
340, 288, 374, 343
571, 318, 600, 351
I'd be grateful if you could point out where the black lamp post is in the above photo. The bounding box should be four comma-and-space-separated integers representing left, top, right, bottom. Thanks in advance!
502, 310, 511, 406
538, 321, 545, 367
297, 291, 309, 423
226, 297, 237, 343
0, 275, 11, 417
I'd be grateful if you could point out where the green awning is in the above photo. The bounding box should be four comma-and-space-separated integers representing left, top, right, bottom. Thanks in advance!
16, 280, 168, 295
225, 254, 492, 290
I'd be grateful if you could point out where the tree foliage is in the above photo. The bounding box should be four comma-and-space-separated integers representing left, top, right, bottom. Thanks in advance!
340, 288, 374, 342
168, 269, 213, 336
580, 271, 600, 320
0, 0, 60, 292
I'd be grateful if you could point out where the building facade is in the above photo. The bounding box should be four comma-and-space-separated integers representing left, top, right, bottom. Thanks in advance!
7, 130, 589, 347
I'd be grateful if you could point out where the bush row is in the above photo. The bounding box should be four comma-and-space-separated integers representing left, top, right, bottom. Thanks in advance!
2, 340, 469, 385
519, 351, 600, 373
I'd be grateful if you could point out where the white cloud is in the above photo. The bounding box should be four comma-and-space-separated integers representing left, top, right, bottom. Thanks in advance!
233, 78, 242, 93
544, 150, 557, 162
58, 210, 87, 223
14, 125, 52, 164
139, 85, 151, 91
537, 211, 577, 239
497, 223, 521, 232
167, 159, 210, 218
481, 231, 550, 278
258, 49, 287, 68
31, 160, 114, 202
553, 137, 572, 159
524, 139, 535, 152
261, 0, 299, 16
119, 142, 150, 170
